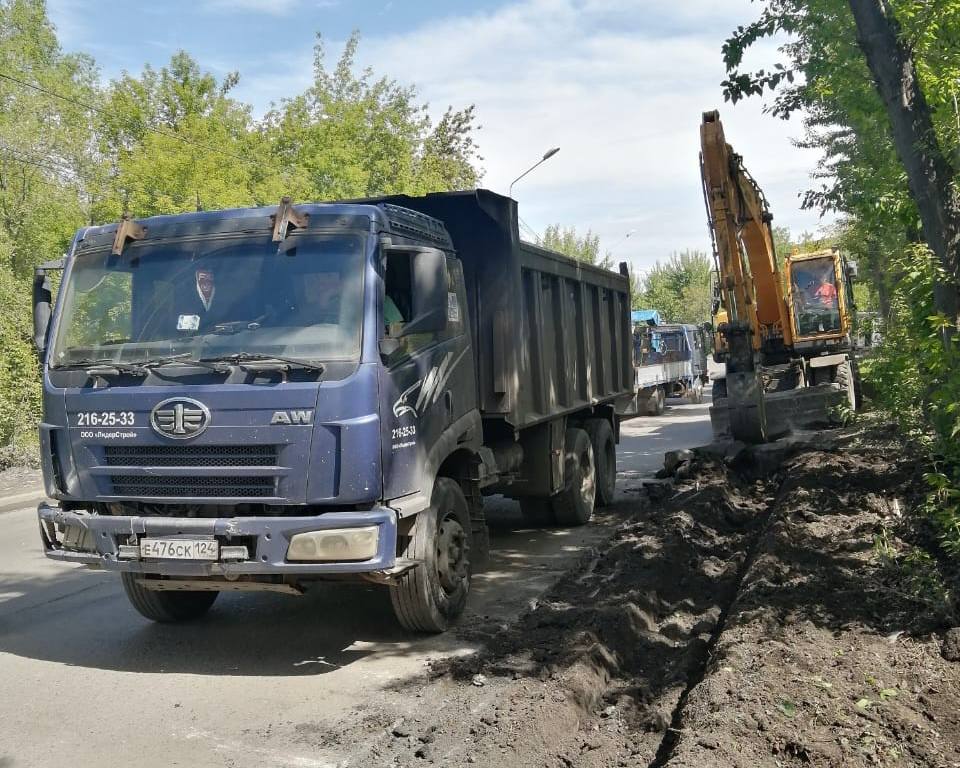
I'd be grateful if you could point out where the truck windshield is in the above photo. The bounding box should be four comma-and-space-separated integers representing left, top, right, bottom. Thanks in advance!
634, 328, 689, 365
51, 234, 366, 368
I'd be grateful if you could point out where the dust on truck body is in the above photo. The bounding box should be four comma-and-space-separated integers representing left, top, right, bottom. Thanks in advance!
32, 189, 633, 632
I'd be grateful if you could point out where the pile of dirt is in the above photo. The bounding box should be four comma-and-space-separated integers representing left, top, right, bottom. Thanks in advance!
339, 423, 960, 768
665, 445, 960, 767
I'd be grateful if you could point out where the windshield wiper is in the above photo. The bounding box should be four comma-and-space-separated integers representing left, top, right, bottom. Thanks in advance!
54, 358, 148, 377
199, 352, 325, 374
138, 353, 230, 373
55, 354, 230, 377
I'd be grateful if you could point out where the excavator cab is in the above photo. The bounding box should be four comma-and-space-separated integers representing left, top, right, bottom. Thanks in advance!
786, 248, 854, 345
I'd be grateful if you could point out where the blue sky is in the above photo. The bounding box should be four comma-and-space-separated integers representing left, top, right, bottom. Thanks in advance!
47, 0, 835, 276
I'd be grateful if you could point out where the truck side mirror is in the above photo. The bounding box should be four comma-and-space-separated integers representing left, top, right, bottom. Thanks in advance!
385, 246, 449, 337
33, 266, 54, 357
846, 260, 859, 279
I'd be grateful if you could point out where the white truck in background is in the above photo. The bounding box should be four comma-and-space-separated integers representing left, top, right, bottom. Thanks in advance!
631, 313, 710, 415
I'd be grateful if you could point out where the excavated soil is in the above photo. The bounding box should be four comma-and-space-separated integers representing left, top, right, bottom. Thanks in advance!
332, 422, 960, 767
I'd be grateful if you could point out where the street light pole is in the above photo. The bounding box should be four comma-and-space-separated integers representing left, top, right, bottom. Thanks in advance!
508, 147, 560, 198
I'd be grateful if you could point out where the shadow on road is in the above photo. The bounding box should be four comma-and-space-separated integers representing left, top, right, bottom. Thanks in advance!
0, 501, 620, 677
0, 392, 715, 679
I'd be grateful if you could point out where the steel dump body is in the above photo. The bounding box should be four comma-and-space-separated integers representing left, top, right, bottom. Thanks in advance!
359, 190, 634, 428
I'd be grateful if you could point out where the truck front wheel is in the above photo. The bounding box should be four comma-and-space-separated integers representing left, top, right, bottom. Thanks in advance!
391, 478, 472, 633
552, 428, 597, 526
121, 573, 218, 623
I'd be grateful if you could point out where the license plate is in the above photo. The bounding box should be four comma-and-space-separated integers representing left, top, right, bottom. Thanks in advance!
139, 538, 219, 560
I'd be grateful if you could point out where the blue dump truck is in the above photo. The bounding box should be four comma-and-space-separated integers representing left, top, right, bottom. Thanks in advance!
31, 190, 634, 632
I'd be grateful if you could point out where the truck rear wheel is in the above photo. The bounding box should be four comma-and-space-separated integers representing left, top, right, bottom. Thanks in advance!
584, 418, 616, 507
391, 478, 472, 633
121, 573, 218, 623
552, 428, 597, 526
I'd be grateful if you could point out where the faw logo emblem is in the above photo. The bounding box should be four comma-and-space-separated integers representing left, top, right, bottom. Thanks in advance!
271, 410, 314, 425
151, 398, 210, 439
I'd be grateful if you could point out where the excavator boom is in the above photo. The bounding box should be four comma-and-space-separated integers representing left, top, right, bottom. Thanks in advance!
700, 110, 793, 352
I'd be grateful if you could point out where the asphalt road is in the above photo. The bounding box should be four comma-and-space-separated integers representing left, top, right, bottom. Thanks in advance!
0, 395, 713, 768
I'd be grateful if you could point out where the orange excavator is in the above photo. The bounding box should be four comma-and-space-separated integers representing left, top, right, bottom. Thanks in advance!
700, 110, 860, 443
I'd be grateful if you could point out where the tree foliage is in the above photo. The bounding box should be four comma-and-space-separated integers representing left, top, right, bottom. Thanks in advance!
636, 250, 713, 325
0, 0, 482, 460
541, 224, 614, 269
723, 0, 960, 553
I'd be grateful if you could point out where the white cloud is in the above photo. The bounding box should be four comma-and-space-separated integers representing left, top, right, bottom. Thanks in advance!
348, 0, 832, 273
200, 0, 339, 16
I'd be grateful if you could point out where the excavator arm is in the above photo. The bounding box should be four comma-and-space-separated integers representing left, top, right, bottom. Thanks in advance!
700, 110, 794, 443
700, 110, 793, 351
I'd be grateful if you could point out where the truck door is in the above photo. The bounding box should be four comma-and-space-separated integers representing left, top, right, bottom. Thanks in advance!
379, 255, 475, 502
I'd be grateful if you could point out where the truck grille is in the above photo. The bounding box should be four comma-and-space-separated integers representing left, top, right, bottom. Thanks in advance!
103, 445, 279, 467
109, 475, 276, 498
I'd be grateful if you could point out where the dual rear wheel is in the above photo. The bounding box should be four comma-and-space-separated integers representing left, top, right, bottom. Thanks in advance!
519, 420, 615, 528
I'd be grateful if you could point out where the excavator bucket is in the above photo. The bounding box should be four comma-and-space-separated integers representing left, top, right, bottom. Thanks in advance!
710, 383, 849, 443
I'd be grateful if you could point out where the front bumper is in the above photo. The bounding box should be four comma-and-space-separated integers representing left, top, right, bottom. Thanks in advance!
37, 503, 398, 576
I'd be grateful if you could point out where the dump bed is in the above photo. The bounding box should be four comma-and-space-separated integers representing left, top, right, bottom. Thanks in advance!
366, 189, 633, 429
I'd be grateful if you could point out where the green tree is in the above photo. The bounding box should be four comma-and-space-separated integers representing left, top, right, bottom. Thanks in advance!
262, 33, 480, 202
772, 225, 793, 266
0, 0, 96, 460
95, 36, 481, 222
637, 250, 712, 324
541, 224, 614, 269
0, 237, 39, 457
722, 0, 960, 330
0, 0, 96, 278
0, 5, 484, 459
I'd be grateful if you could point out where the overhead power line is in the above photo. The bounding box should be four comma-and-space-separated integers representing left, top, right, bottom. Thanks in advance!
0, 147, 188, 203
0, 143, 76, 179
0, 69, 258, 168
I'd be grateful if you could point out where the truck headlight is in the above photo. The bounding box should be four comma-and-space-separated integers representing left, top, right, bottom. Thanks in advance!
286, 526, 380, 562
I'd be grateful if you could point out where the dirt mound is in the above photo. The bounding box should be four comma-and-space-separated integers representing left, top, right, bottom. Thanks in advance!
666, 446, 960, 767
341, 424, 960, 768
